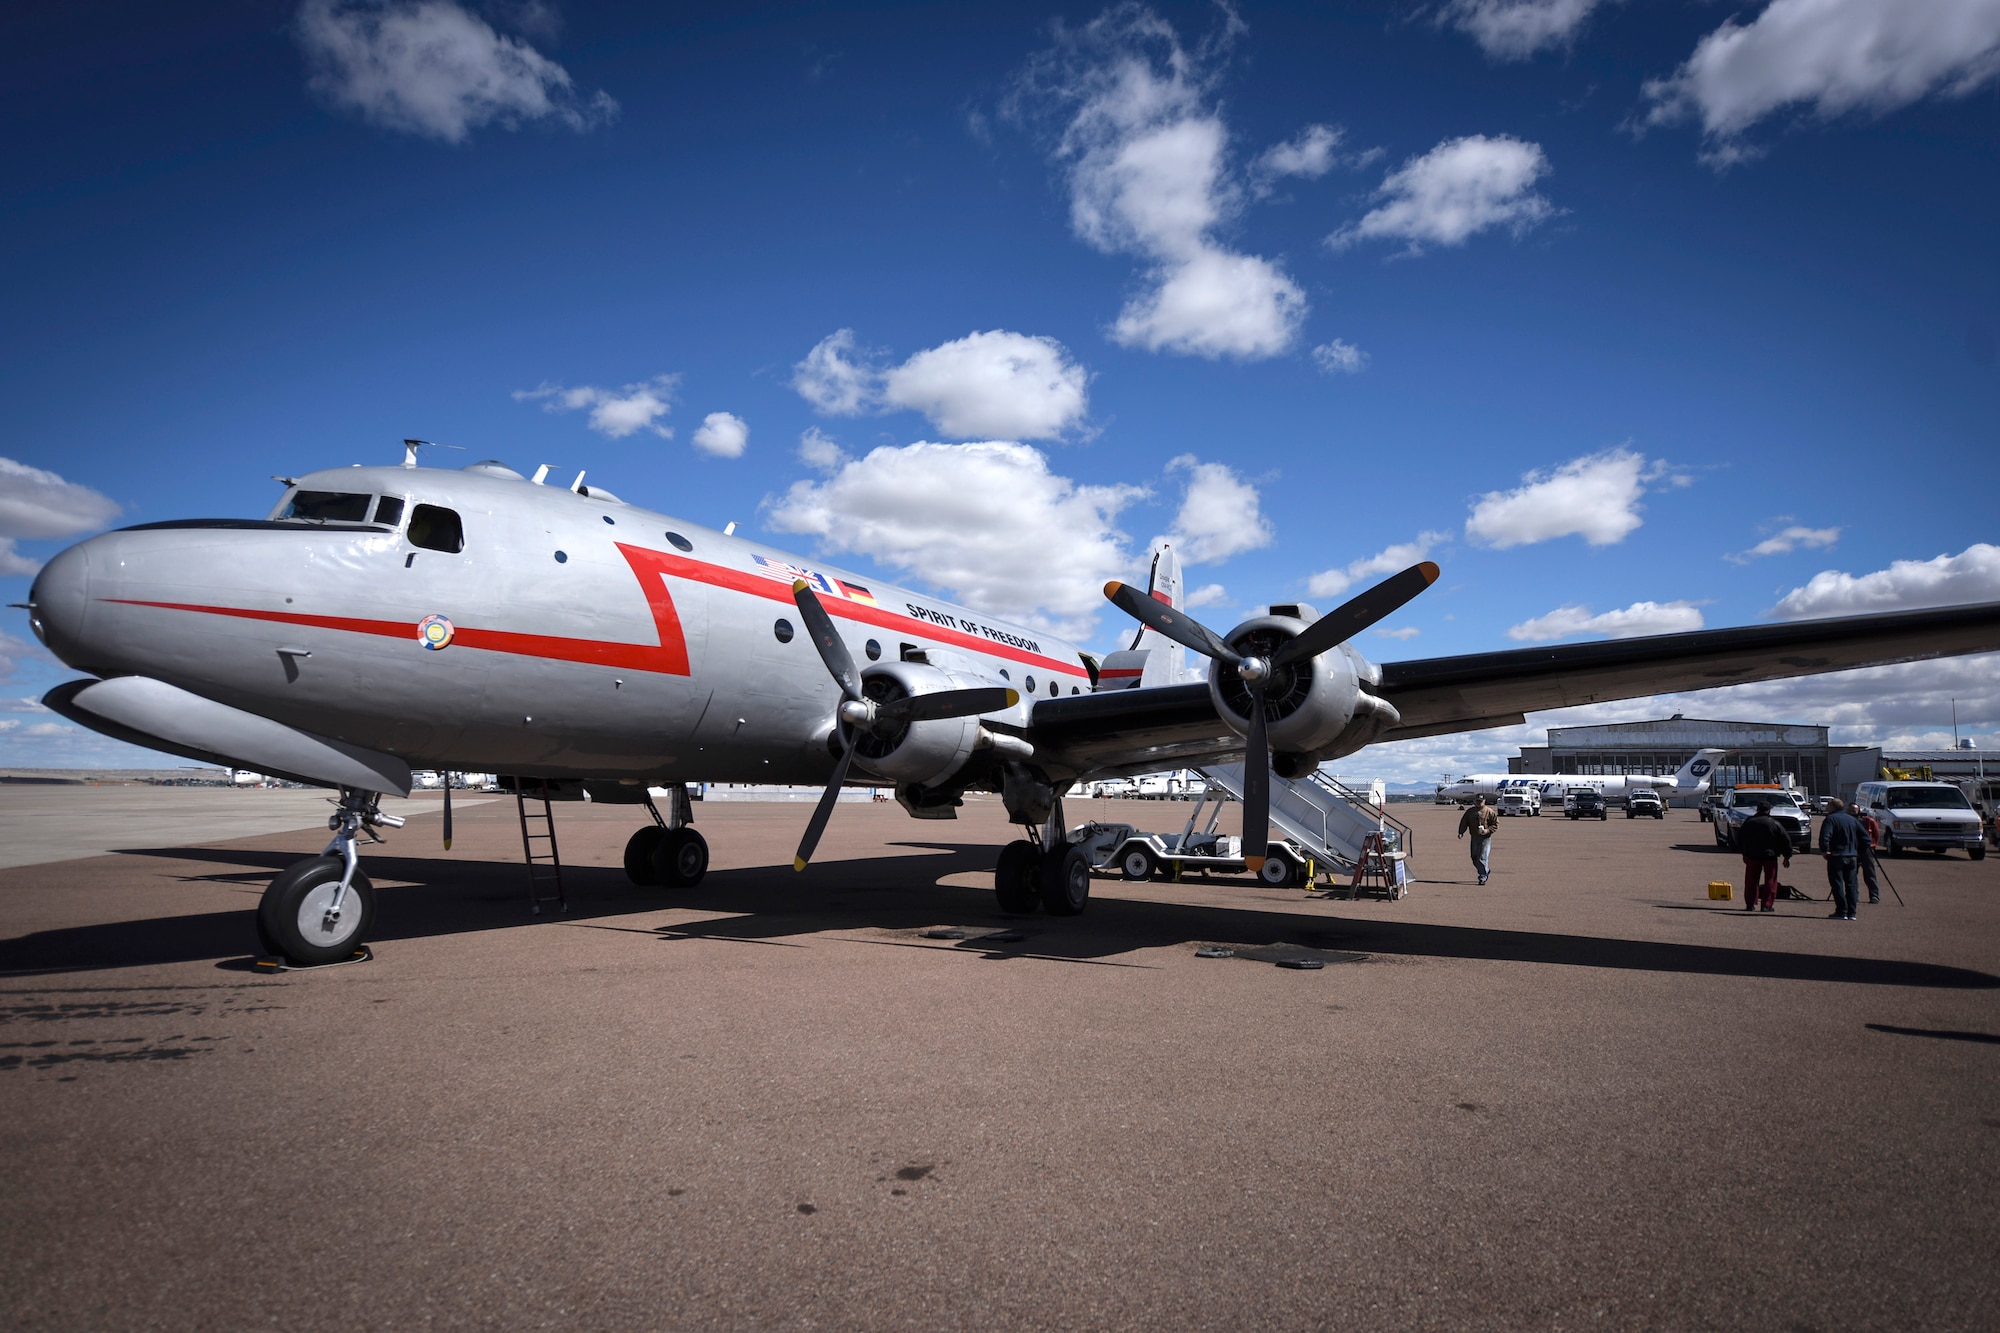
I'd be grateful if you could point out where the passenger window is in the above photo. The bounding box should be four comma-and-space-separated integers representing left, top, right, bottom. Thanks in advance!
1049, 680, 1058, 698
283, 490, 371, 522
373, 496, 405, 526
407, 504, 464, 554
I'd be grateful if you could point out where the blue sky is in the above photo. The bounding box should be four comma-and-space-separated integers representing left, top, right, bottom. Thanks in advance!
4, 0, 1998, 780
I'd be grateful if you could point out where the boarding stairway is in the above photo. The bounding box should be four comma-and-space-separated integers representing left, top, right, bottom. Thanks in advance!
1196, 763, 1415, 876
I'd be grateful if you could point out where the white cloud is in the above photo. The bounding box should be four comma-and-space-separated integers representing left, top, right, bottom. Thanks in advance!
690, 412, 749, 459
1308, 531, 1449, 598
1330, 135, 1555, 254
1770, 543, 2000, 619
881, 331, 1090, 440
765, 441, 1148, 639
1312, 339, 1368, 374
296, 0, 617, 144
1151, 456, 1273, 566
0, 630, 47, 681
1252, 124, 1347, 185
1465, 447, 1654, 549
797, 427, 848, 474
1506, 600, 1707, 642
514, 374, 677, 439
0, 456, 122, 575
1185, 583, 1229, 608
792, 329, 1091, 440
791, 330, 877, 417
1728, 524, 1841, 563
1444, 0, 1608, 60
1375, 625, 1422, 641
1643, 0, 2000, 161
1015, 7, 1307, 359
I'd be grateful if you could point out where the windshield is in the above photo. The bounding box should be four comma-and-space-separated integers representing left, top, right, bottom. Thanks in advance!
1734, 793, 1790, 808
1884, 788, 1972, 810
281, 490, 373, 522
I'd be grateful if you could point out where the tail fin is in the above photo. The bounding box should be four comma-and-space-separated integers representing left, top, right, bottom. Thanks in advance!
1675, 748, 1726, 789
1136, 544, 1188, 686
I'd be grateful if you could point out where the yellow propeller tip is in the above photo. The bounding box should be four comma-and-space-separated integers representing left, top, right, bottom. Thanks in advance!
1103, 580, 1126, 598
1417, 561, 1440, 582
1004, 689, 1020, 707
1245, 856, 1264, 872
793, 856, 808, 872
442, 839, 452, 851
792, 578, 811, 593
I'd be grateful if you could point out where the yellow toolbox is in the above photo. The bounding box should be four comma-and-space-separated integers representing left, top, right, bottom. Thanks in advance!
1708, 881, 1734, 901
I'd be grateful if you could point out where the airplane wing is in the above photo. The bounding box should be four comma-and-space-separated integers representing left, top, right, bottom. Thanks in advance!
1027, 601, 2000, 777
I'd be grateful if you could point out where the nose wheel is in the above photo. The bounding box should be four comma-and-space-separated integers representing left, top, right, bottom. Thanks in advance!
255, 787, 401, 966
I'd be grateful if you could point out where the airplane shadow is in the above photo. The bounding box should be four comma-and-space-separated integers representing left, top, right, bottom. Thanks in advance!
0, 840, 1993, 992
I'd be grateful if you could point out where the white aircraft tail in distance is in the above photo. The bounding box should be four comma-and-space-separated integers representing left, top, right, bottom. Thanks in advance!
1435, 748, 1727, 805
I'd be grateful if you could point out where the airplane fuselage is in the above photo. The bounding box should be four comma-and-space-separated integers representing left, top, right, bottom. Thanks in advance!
29, 461, 1092, 784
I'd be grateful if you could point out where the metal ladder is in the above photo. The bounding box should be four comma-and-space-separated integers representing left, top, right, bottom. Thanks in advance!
1197, 762, 1417, 877
515, 779, 567, 914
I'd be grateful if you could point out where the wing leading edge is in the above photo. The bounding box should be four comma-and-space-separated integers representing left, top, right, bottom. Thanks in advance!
1028, 600, 2000, 777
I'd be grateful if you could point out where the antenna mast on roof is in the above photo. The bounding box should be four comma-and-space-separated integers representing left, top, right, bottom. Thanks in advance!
402, 438, 466, 468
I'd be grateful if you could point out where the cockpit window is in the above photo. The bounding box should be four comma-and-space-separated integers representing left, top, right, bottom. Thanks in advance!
373, 495, 406, 526
407, 504, 464, 554
282, 490, 372, 522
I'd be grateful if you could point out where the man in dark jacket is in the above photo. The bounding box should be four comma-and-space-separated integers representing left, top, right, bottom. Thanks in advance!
1738, 801, 1791, 912
1855, 807, 1883, 904
1458, 795, 1500, 885
1818, 798, 1867, 920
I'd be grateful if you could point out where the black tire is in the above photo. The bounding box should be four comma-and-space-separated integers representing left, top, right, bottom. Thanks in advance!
1258, 850, 1296, 887
1971, 845, 1987, 861
257, 855, 374, 966
651, 827, 709, 887
1886, 836, 1903, 858
623, 826, 664, 885
995, 840, 1042, 913
1118, 844, 1157, 882
1040, 845, 1092, 916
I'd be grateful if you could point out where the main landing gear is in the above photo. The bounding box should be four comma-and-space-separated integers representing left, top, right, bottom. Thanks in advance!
257, 787, 405, 966
993, 791, 1091, 917
622, 783, 709, 889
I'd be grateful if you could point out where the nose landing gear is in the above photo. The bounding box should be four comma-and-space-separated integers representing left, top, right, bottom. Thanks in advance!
256, 787, 403, 966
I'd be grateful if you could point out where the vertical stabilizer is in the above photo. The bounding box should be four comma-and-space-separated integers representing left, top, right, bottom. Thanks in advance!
1139, 545, 1188, 686
1675, 748, 1726, 790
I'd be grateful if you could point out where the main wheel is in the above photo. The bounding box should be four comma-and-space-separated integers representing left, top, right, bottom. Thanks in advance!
623, 826, 664, 885
1040, 845, 1092, 916
1118, 845, 1157, 881
1971, 845, 1987, 861
651, 828, 709, 887
1259, 850, 1296, 887
995, 840, 1042, 913
257, 855, 375, 966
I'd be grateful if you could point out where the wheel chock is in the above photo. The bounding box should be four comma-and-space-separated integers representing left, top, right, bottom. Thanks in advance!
251, 945, 374, 974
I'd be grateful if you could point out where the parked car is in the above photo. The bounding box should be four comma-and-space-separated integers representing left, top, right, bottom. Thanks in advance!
1626, 790, 1665, 819
1564, 788, 1609, 820
1851, 781, 1987, 860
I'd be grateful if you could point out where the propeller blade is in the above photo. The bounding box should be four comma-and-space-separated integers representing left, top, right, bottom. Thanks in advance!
1103, 581, 1242, 664
442, 773, 453, 851
1241, 689, 1270, 873
877, 686, 1018, 723
1270, 562, 1439, 669
792, 580, 863, 701
794, 740, 858, 872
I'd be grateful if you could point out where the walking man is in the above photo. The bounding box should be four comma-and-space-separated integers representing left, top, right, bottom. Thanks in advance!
1738, 800, 1791, 913
1818, 797, 1866, 920
1855, 805, 1883, 905
1458, 794, 1500, 885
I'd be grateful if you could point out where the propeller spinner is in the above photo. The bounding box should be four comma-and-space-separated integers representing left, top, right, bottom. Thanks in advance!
1103, 562, 1438, 871
789, 580, 1017, 871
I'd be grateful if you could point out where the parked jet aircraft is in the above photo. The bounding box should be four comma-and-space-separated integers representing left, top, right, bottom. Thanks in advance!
1435, 749, 1726, 806
17, 446, 2000, 965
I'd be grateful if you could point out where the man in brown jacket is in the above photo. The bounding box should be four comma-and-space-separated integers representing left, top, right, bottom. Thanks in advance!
1458, 795, 1500, 884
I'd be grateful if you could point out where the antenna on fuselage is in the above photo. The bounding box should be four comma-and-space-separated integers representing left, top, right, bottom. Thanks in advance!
531, 465, 551, 485
569, 470, 587, 493
402, 439, 464, 468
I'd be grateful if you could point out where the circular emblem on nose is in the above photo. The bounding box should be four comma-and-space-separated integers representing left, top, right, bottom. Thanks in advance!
418, 614, 455, 651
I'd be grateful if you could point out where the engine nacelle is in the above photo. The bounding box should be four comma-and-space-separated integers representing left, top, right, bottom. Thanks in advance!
1208, 612, 1401, 765
847, 660, 981, 786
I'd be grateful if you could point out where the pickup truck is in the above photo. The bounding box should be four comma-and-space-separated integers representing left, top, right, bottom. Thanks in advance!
1710, 787, 1812, 852
1625, 790, 1665, 819
1564, 789, 1609, 820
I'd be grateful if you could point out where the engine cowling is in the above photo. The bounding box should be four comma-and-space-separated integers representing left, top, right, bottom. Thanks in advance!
846, 660, 982, 786
1207, 612, 1402, 768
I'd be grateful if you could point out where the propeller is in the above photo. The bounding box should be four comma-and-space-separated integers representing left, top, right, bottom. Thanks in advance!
442, 772, 453, 850
1103, 561, 1438, 871
790, 580, 1018, 871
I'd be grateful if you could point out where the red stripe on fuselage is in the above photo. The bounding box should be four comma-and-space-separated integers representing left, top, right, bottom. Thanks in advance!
98, 542, 1083, 680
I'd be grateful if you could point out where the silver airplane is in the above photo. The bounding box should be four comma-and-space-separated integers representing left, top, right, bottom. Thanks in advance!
17, 445, 2000, 966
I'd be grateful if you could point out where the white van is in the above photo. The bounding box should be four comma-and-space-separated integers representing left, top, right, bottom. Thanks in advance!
1850, 782, 1986, 860
1498, 790, 1541, 817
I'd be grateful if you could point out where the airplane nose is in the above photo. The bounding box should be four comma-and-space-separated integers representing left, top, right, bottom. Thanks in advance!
26, 540, 91, 665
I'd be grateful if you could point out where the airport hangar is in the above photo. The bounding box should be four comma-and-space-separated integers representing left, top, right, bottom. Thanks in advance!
1505, 715, 1993, 805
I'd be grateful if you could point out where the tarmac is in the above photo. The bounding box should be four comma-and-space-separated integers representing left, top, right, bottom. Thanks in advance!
0, 790, 1995, 1330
